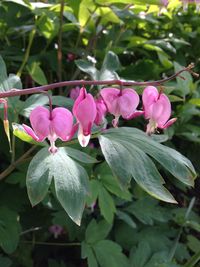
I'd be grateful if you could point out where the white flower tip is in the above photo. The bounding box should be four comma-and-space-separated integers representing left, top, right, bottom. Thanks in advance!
78, 132, 90, 147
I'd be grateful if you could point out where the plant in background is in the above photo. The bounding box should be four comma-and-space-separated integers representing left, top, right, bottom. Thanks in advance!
0, 0, 200, 266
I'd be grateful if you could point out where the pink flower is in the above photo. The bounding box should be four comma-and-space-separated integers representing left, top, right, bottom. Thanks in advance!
67, 53, 76, 62
49, 225, 63, 238
23, 106, 73, 153
100, 87, 141, 127
73, 87, 97, 147
142, 86, 177, 135
70, 86, 81, 101
161, 0, 169, 6
94, 97, 107, 126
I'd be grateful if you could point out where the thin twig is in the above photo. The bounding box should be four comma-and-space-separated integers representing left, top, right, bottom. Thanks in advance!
20, 240, 80, 246
0, 145, 37, 180
0, 64, 198, 99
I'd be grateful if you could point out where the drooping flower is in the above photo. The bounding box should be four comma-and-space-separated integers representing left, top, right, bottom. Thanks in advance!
94, 97, 107, 126
100, 87, 141, 127
70, 86, 81, 101
142, 86, 177, 135
73, 87, 97, 147
23, 106, 73, 153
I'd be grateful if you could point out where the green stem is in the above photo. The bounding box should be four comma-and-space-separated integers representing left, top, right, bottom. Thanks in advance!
17, 28, 36, 77
184, 250, 200, 267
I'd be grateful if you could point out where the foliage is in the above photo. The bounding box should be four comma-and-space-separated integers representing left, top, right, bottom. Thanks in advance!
0, 0, 200, 266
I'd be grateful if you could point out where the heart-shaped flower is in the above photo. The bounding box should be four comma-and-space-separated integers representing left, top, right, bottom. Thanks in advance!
23, 106, 73, 153
142, 86, 177, 134
73, 87, 97, 147
100, 87, 141, 127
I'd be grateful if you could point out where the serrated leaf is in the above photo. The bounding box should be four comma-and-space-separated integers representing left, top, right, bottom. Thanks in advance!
130, 241, 151, 267
93, 240, 130, 267
85, 219, 112, 244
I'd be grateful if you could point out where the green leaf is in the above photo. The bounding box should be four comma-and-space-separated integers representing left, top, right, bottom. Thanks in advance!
0, 256, 12, 267
27, 147, 89, 225
157, 50, 173, 69
26, 148, 54, 206
130, 241, 151, 267
81, 242, 98, 267
64, 147, 98, 163
53, 148, 89, 225
174, 61, 193, 97
125, 197, 172, 225
27, 62, 47, 85
98, 185, 116, 224
93, 240, 130, 267
75, 59, 99, 80
116, 210, 137, 228
189, 98, 200, 107
95, 162, 132, 200
102, 127, 196, 186
99, 51, 120, 81
85, 219, 112, 244
99, 134, 176, 203
0, 207, 21, 254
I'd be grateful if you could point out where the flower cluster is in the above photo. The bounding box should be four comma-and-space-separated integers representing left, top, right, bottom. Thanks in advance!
22, 86, 176, 153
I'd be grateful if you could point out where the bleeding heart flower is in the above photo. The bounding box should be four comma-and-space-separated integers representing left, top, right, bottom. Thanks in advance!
23, 106, 73, 153
94, 97, 107, 126
100, 87, 141, 127
73, 87, 97, 147
142, 86, 177, 135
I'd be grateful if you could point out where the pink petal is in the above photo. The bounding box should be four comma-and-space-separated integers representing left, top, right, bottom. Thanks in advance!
120, 89, 140, 118
142, 86, 159, 119
30, 106, 50, 140
22, 124, 42, 141
152, 94, 171, 127
73, 87, 87, 115
124, 110, 144, 120
94, 98, 107, 125
51, 107, 73, 141
74, 93, 97, 136
161, 118, 177, 129
100, 88, 120, 115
